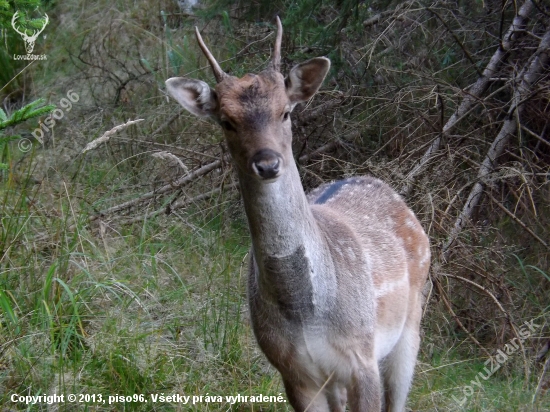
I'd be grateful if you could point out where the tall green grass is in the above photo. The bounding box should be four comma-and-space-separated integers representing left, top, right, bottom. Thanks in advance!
0, 155, 291, 410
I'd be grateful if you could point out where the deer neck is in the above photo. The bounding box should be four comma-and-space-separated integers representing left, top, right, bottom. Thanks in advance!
239, 160, 330, 317
238, 161, 320, 261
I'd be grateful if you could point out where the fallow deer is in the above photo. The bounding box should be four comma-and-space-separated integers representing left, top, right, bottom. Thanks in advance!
165, 17, 430, 412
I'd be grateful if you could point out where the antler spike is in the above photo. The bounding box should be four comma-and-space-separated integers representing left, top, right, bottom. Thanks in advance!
195, 26, 227, 83
271, 16, 283, 72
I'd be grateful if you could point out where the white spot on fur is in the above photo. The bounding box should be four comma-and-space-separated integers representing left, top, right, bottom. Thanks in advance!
375, 270, 408, 298
419, 249, 430, 267
405, 219, 417, 229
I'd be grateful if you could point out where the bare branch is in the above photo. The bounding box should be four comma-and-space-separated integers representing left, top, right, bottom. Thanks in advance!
400, 0, 536, 196
118, 181, 238, 225
89, 155, 230, 221
441, 29, 550, 259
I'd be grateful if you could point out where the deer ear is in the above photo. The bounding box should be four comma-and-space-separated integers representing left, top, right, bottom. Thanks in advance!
165, 78, 218, 118
286, 57, 330, 104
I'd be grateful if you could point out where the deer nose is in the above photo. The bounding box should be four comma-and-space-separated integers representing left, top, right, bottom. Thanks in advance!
250, 149, 282, 180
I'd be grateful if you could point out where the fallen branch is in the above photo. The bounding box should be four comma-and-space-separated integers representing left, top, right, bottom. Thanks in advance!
298, 92, 346, 124
89, 154, 230, 221
118, 181, 238, 225
297, 129, 361, 163
400, 0, 535, 196
115, 136, 221, 160
441, 28, 550, 259
298, 141, 340, 163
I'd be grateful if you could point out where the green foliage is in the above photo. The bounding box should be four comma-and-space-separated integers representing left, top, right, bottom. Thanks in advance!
0, 0, 49, 30
0, 31, 24, 99
0, 98, 55, 131
0, 98, 54, 168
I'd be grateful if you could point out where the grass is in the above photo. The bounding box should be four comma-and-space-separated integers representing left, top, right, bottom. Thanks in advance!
1, 155, 547, 411
1, 164, 291, 410
413, 354, 543, 411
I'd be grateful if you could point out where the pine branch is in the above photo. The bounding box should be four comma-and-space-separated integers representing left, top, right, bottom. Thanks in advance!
0, 99, 55, 131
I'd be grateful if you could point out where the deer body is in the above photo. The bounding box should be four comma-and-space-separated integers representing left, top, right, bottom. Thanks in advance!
166, 18, 430, 412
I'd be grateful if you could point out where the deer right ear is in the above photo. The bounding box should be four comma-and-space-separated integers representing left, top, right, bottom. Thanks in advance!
286, 57, 331, 104
165, 78, 218, 118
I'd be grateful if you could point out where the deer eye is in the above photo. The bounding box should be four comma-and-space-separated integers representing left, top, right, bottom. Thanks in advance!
221, 120, 236, 132
283, 111, 290, 121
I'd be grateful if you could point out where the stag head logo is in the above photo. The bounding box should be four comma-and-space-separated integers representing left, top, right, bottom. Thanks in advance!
11, 11, 49, 54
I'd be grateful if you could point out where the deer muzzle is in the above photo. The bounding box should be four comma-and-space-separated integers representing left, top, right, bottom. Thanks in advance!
250, 149, 282, 181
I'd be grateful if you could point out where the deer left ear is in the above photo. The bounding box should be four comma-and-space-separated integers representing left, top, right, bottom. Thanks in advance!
165, 77, 219, 118
286, 57, 330, 104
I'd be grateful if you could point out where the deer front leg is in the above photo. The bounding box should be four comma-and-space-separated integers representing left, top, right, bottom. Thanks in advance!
283, 378, 331, 412
326, 384, 347, 412
347, 359, 382, 412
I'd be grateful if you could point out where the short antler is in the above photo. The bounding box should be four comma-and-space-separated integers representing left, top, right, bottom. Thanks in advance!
271, 16, 283, 72
195, 26, 227, 83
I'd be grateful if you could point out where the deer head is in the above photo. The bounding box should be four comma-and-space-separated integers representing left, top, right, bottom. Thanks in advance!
11, 11, 49, 54
165, 17, 330, 182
